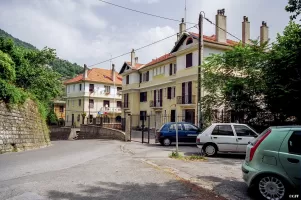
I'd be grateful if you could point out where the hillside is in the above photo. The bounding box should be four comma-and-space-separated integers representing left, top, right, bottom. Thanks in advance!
0, 29, 83, 79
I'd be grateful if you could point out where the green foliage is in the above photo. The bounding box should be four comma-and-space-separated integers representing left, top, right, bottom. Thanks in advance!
50, 58, 83, 79
0, 50, 15, 81
169, 151, 183, 159
263, 22, 301, 122
0, 29, 36, 50
286, 0, 301, 20
0, 79, 28, 104
47, 103, 58, 125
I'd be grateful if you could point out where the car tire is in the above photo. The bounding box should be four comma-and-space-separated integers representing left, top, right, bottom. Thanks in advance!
203, 143, 217, 157
253, 174, 290, 200
162, 138, 172, 146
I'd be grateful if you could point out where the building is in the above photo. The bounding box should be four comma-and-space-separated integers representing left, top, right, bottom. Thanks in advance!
119, 9, 269, 128
64, 65, 123, 127
53, 100, 66, 121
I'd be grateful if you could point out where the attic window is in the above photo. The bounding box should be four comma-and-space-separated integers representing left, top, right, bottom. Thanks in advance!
186, 37, 193, 45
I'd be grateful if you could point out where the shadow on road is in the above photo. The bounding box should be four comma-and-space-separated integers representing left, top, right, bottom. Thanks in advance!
47, 180, 226, 200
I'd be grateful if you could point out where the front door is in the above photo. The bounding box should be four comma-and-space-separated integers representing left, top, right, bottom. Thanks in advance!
211, 124, 238, 152
171, 110, 176, 122
233, 124, 258, 152
185, 109, 195, 124
279, 130, 301, 186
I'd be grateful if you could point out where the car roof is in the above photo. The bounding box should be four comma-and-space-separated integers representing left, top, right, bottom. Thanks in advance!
270, 125, 301, 130
211, 123, 248, 126
164, 122, 192, 125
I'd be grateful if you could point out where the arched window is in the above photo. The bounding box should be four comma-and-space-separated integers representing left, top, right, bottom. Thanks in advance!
186, 37, 193, 45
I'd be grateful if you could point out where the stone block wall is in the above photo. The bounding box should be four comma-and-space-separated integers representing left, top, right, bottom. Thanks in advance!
49, 127, 72, 141
78, 125, 125, 141
0, 100, 51, 153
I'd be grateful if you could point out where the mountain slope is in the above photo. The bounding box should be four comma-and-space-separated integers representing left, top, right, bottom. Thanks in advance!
0, 28, 83, 78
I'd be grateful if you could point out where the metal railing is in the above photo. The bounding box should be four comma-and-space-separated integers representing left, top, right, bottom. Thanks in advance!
149, 100, 162, 108
176, 95, 196, 104
101, 107, 122, 113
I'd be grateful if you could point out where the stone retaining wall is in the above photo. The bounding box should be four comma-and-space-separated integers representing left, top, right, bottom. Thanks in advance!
0, 100, 50, 153
78, 125, 125, 141
49, 127, 72, 140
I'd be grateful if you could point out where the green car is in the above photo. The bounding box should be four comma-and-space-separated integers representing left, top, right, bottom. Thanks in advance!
242, 126, 301, 200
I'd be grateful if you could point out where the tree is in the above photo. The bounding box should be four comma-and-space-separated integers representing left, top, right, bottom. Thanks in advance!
201, 41, 268, 124
286, 0, 301, 20
263, 22, 301, 122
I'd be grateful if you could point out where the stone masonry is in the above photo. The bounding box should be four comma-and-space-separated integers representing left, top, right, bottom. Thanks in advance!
0, 100, 51, 154
78, 125, 126, 141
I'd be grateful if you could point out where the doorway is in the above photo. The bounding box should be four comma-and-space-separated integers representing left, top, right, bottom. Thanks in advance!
171, 110, 176, 122
185, 109, 195, 125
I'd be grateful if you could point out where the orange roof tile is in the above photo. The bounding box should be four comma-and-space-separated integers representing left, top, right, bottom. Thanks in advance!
189, 32, 238, 46
64, 68, 122, 85
125, 62, 145, 70
143, 53, 174, 68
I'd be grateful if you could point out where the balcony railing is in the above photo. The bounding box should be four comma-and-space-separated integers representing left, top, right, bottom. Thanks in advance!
177, 95, 196, 104
101, 107, 122, 113
122, 102, 130, 109
149, 100, 163, 108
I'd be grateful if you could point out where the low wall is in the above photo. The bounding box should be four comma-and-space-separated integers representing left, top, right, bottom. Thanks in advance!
0, 100, 50, 154
49, 127, 71, 140
78, 125, 125, 141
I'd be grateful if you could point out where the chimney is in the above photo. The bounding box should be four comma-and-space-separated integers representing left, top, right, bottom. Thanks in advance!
135, 57, 138, 64
215, 9, 227, 43
131, 49, 135, 67
242, 16, 250, 46
111, 64, 115, 79
179, 18, 186, 36
260, 21, 269, 45
84, 64, 88, 79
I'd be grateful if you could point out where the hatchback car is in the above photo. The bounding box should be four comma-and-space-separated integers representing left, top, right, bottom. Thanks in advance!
196, 123, 258, 156
156, 122, 201, 146
242, 126, 301, 200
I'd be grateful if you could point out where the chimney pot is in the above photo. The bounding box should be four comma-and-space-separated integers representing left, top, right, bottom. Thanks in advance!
260, 21, 269, 45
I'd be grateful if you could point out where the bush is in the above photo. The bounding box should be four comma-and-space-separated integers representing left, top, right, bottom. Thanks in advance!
0, 79, 28, 104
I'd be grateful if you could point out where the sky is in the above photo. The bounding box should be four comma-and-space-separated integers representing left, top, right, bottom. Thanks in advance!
0, 0, 292, 72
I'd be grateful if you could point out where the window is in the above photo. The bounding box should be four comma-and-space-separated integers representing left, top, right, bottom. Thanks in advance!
167, 87, 172, 99
288, 131, 301, 155
59, 106, 64, 112
89, 99, 94, 108
146, 71, 149, 81
172, 87, 176, 98
153, 68, 156, 76
140, 92, 147, 102
186, 37, 193, 45
67, 86, 70, 93
72, 100, 74, 107
105, 86, 110, 93
117, 87, 122, 91
212, 125, 234, 136
77, 114, 80, 122
103, 100, 110, 107
169, 124, 183, 131
126, 75, 129, 84
169, 64, 173, 76
73, 84, 75, 91
89, 84, 94, 92
184, 124, 198, 131
117, 101, 122, 108
78, 99, 81, 107
186, 53, 193, 68
140, 111, 147, 121
174, 64, 177, 74
79, 84, 82, 91
234, 125, 257, 137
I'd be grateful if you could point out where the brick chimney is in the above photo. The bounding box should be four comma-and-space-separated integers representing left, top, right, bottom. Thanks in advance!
179, 18, 186, 36
84, 64, 88, 79
111, 64, 115, 81
215, 9, 227, 43
260, 21, 269, 45
242, 16, 250, 46
131, 49, 135, 67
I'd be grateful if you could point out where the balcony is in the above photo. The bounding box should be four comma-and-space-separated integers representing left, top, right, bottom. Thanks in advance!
101, 107, 122, 113
149, 100, 163, 108
122, 102, 130, 109
177, 95, 196, 105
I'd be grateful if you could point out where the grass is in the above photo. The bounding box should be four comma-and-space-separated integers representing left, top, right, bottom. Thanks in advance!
169, 151, 206, 161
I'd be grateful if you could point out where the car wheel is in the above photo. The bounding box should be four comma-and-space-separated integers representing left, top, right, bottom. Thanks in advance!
255, 174, 288, 200
163, 138, 171, 146
203, 144, 217, 157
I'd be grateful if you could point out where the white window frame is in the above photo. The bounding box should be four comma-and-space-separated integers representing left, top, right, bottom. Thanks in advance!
104, 86, 110, 93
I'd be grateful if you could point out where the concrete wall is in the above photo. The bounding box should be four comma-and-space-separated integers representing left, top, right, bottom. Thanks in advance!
78, 125, 125, 141
0, 100, 50, 154
49, 127, 72, 141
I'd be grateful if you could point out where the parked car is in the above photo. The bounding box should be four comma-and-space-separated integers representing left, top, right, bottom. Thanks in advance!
156, 122, 201, 146
196, 123, 258, 156
242, 126, 301, 200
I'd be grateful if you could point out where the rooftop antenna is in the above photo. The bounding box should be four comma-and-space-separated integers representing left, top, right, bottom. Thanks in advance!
185, 0, 187, 23
109, 54, 112, 70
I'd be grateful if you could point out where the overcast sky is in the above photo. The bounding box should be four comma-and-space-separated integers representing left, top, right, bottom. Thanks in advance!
0, 0, 292, 71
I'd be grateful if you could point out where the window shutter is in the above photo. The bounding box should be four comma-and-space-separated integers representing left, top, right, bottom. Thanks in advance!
140, 93, 143, 102
160, 89, 163, 106
146, 71, 149, 81
169, 64, 172, 76
140, 73, 142, 83
167, 87, 171, 99
144, 92, 147, 101
174, 64, 177, 74
188, 81, 192, 103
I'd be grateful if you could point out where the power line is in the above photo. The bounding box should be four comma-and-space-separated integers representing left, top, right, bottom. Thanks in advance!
98, 0, 197, 25
88, 25, 197, 67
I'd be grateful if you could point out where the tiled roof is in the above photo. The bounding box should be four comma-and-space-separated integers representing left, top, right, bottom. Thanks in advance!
143, 53, 175, 68
125, 62, 145, 70
189, 32, 238, 46
64, 68, 122, 85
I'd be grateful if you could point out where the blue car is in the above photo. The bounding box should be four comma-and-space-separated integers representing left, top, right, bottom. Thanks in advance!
156, 122, 201, 146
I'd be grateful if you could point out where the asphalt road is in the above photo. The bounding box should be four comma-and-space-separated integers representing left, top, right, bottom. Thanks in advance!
0, 140, 214, 200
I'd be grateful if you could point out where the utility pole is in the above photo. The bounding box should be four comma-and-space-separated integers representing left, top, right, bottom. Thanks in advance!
198, 12, 204, 129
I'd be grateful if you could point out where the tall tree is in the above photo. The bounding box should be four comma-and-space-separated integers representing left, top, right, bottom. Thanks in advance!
286, 0, 301, 20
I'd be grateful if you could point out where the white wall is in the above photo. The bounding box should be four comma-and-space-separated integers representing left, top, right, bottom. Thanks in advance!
129, 72, 139, 84
203, 47, 224, 58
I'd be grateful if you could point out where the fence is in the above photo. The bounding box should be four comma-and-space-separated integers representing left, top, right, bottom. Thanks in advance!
85, 116, 126, 131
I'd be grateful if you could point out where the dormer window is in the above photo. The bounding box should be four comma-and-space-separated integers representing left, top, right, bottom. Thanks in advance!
186, 37, 193, 45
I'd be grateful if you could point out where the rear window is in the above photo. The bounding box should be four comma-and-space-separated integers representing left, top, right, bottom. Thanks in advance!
169, 124, 183, 130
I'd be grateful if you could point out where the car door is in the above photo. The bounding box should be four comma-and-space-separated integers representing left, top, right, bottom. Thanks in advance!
183, 123, 199, 143
211, 125, 237, 152
168, 123, 185, 142
278, 130, 301, 187
233, 124, 258, 152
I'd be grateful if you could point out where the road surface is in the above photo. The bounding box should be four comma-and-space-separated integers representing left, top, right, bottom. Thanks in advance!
0, 140, 222, 200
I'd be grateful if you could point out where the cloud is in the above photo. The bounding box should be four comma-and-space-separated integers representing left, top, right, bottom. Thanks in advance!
129, 0, 160, 4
